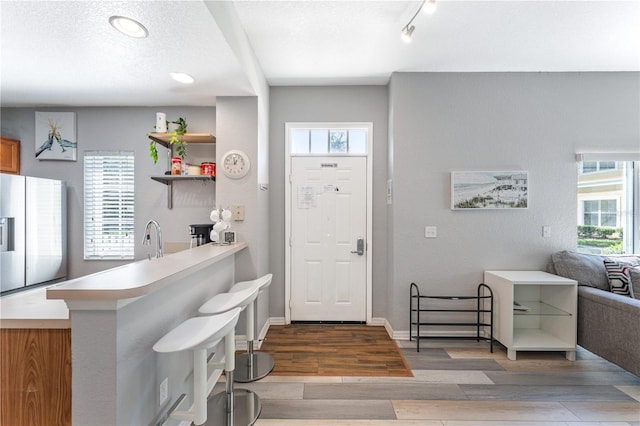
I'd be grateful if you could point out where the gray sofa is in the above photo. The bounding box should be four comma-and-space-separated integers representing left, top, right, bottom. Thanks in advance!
548, 250, 640, 377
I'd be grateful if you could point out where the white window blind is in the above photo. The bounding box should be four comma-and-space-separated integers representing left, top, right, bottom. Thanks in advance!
84, 151, 135, 260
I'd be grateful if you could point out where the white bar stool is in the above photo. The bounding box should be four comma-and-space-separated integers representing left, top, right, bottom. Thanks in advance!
227, 273, 274, 382
198, 284, 261, 425
153, 308, 241, 426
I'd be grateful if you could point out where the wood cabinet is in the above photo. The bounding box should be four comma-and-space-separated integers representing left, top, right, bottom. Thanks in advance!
0, 328, 71, 425
1, 136, 21, 174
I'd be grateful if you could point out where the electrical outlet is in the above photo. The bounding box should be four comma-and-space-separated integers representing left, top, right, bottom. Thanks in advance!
233, 205, 245, 221
159, 377, 168, 406
542, 226, 551, 238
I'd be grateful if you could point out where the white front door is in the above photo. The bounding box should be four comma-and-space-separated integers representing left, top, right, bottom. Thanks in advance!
290, 156, 367, 321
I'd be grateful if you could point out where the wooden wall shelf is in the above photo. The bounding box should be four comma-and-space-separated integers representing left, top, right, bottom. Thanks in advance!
147, 132, 216, 149
147, 131, 216, 209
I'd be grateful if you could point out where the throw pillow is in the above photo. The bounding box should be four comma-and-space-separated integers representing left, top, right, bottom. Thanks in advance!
630, 268, 640, 300
603, 259, 635, 298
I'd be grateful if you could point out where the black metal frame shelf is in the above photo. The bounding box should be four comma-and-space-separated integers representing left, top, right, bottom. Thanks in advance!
150, 175, 215, 185
147, 132, 216, 209
409, 282, 494, 352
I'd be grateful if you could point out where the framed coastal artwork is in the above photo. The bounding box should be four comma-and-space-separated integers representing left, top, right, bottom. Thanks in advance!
451, 171, 528, 210
35, 111, 77, 161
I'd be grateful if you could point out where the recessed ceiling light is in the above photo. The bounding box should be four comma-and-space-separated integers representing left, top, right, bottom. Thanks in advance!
109, 16, 148, 38
169, 72, 195, 84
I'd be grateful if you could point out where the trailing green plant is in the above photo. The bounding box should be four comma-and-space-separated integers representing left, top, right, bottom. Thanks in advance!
148, 117, 188, 164
168, 117, 188, 160
149, 137, 160, 163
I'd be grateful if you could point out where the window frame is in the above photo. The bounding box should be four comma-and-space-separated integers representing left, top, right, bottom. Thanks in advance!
580, 161, 619, 175
577, 159, 639, 254
83, 150, 135, 260
580, 198, 619, 228
290, 125, 370, 156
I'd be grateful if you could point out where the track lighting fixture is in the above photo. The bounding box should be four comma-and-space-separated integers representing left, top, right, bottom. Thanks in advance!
423, 0, 437, 15
400, 0, 436, 43
401, 25, 415, 43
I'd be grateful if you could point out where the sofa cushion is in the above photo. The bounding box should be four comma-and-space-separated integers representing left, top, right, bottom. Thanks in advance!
603, 259, 635, 298
551, 251, 610, 290
630, 268, 640, 300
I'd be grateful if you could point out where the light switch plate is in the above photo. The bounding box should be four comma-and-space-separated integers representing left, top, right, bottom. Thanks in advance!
233, 205, 245, 221
159, 377, 168, 406
425, 226, 437, 238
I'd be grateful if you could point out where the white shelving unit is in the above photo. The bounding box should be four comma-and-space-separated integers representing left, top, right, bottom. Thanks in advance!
484, 270, 577, 361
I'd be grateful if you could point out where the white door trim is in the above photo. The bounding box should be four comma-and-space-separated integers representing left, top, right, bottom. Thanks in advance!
284, 122, 373, 324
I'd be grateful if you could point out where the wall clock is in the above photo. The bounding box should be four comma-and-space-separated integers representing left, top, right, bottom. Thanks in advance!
221, 150, 250, 179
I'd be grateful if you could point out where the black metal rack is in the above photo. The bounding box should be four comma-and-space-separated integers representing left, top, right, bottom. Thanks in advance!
409, 282, 494, 352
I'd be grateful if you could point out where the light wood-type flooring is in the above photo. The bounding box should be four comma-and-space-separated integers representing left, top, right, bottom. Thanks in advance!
215, 325, 640, 426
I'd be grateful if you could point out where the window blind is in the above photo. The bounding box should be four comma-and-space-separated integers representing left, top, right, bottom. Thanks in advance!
84, 151, 135, 260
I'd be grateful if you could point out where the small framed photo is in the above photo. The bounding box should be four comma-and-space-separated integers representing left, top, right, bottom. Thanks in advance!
451, 171, 528, 210
223, 231, 236, 244
35, 111, 77, 161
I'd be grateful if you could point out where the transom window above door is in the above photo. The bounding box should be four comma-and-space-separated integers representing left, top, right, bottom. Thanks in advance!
291, 127, 368, 155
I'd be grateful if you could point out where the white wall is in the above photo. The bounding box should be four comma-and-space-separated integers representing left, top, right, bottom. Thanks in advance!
0, 107, 216, 279
386, 72, 640, 331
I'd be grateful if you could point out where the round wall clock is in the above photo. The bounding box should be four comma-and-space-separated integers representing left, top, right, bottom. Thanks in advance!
221, 149, 251, 179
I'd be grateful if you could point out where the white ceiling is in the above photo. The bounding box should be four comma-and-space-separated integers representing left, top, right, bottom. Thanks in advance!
1, 0, 639, 107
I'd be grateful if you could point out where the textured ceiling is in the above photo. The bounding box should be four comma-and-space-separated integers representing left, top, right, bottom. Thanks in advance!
1, 0, 638, 107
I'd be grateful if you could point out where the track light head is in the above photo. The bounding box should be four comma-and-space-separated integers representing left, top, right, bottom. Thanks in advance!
401, 25, 415, 43
422, 0, 437, 15
401, 0, 436, 43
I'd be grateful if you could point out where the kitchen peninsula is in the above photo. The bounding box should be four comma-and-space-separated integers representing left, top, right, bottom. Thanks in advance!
43, 242, 246, 425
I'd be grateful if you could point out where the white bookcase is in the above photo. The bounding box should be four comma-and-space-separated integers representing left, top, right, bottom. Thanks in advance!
484, 270, 577, 361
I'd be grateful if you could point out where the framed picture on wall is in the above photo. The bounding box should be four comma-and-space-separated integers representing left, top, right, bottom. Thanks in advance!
451, 171, 528, 210
35, 111, 77, 161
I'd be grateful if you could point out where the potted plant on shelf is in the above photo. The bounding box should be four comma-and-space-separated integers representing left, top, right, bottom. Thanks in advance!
149, 117, 188, 164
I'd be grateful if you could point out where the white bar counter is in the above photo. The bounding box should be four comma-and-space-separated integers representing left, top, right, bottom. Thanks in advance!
45, 242, 248, 426
47, 242, 246, 302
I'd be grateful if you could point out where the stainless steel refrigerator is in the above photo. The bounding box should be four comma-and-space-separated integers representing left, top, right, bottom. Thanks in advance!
0, 173, 67, 293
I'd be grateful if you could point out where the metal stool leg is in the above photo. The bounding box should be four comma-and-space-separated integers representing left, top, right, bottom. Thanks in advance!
208, 329, 261, 425
233, 299, 274, 383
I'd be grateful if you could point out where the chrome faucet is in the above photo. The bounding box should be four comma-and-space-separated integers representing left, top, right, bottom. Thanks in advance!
142, 220, 163, 259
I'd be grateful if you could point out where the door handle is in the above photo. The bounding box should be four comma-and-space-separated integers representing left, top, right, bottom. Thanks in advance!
350, 237, 364, 256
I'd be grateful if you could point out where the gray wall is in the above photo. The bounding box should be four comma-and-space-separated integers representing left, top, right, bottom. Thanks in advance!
1, 107, 216, 279
3, 72, 639, 334
215, 96, 271, 333
386, 72, 640, 331
268, 86, 390, 319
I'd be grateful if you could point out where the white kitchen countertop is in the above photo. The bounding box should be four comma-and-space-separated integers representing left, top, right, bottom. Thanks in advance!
0, 242, 246, 328
0, 285, 70, 329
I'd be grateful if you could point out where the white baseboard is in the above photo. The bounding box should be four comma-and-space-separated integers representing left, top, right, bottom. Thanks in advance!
256, 317, 489, 344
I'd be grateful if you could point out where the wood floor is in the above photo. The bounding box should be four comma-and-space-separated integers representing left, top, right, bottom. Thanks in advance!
258, 324, 412, 377
216, 325, 640, 425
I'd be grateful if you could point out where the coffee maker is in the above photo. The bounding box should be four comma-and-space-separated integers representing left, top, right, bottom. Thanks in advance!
188, 223, 214, 247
